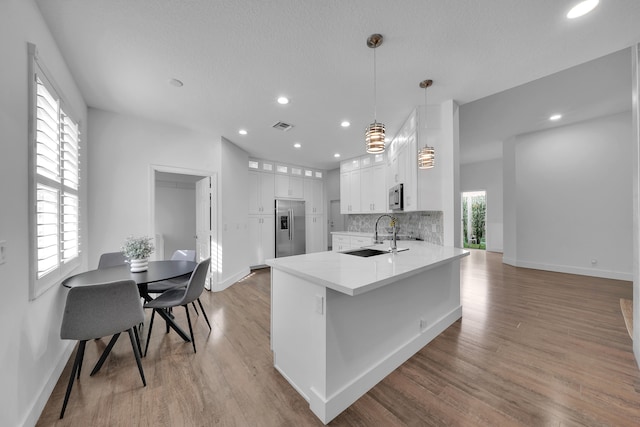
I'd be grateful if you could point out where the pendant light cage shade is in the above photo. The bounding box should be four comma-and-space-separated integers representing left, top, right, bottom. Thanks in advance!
365, 34, 385, 154
365, 121, 386, 153
418, 146, 435, 169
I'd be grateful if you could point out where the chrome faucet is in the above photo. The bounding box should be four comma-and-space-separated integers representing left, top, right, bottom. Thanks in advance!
374, 214, 398, 251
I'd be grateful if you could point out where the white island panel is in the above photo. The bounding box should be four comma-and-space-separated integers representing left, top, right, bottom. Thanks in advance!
268, 242, 468, 424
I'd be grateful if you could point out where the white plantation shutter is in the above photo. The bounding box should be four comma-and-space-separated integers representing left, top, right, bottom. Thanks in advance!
29, 44, 82, 298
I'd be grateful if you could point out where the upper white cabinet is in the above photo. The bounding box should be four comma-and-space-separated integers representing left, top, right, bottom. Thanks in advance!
360, 164, 386, 213
275, 174, 304, 199
304, 178, 324, 214
340, 154, 386, 214
248, 171, 275, 214
386, 108, 442, 212
340, 169, 361, 213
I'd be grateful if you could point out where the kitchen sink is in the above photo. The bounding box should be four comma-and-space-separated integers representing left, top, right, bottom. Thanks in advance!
341, 247, 410, 257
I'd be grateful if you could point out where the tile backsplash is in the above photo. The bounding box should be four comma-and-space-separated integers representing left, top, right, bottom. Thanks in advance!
345, 211, 443, 245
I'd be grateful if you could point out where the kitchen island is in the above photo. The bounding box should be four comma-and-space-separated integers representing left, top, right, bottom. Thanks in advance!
266, 241, 469, 424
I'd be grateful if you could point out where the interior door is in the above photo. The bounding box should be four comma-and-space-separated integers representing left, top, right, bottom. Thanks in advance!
196, 176, 212, 290
329, 200, 344, 248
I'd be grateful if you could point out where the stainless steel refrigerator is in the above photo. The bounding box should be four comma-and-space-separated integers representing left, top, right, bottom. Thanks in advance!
275, 199, 306, 257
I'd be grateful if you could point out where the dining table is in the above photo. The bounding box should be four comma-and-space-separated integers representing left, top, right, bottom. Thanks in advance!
62, 260, 197, 343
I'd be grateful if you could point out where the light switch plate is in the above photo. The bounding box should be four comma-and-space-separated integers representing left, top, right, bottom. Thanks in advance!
0, 240, 6, 265
315, 295, 324, 314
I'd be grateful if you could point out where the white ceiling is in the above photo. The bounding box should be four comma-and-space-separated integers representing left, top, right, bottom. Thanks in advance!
35, 0, 640, 170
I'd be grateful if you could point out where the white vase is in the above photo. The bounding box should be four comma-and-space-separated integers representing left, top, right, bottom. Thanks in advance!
130, 258, 148, 272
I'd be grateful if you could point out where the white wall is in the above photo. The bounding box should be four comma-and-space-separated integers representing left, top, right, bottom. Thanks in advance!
87, 108, 220, 268
217, 137, 250, 289
504, 112, 633, 280
155, 181, 197, 259
631, 43, 639, 368
0, 1, 88, 425
461, 158, 504, 252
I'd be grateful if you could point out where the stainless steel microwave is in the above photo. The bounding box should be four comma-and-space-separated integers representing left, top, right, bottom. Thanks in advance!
389, 183, 404, 211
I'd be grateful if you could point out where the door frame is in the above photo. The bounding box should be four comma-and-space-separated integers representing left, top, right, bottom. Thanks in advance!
149, 164, 218, 288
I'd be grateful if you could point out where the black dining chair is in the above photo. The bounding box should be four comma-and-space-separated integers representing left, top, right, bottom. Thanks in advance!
97, 251, 127, 269
59, 280, 146, 418
144, 258, 211, 355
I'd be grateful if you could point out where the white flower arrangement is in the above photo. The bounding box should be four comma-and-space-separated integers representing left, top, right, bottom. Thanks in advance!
121, 235, 155, 260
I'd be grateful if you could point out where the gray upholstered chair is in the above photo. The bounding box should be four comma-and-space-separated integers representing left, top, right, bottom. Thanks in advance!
144, 258, 211, 355
59, 280, 146, 418
146, 250, 210, 330
97, 251, 127, 269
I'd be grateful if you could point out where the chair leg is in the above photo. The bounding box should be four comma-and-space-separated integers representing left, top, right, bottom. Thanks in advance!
144, 309, 156, 357
76, 338, 86, 379
184, 305, 196, 353
191, 301, 199, 315
91, 333, 120, 376
128, 328, 146, 387
197, 298, 212, 331
60, 340, 86, 419
133, 325, 142, 356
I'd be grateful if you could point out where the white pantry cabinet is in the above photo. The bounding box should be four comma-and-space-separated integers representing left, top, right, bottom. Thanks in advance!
305, 215, 325, 253
248, 215, 274, 266
304, 178, 324, 215
248, 171, 275, 215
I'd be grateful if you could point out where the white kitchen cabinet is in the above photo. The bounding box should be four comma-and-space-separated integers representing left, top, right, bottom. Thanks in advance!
360, 164, 386, 213
304, 178, 324, 215
339, 170, 361, 214
275, 174, 304, 199
248, 215, 274, 266
248, 171, 275, 215
305, 215, 325, 253
331, 233, 374, 252
332, 234, 351, 252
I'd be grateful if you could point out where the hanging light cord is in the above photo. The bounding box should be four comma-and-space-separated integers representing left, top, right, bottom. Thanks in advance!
373, 47, 377, 122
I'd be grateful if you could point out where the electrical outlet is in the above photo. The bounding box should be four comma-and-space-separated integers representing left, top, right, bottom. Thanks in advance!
0, 240, 6, 265
419, 319, 428, 331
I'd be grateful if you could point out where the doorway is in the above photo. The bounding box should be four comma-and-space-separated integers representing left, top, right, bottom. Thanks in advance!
328, 200, 344, 250
150, 165, 217, 290
462, 191, 486, 250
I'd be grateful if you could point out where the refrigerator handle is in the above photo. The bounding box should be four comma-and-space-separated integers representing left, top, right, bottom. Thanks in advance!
289, 209, 294, 241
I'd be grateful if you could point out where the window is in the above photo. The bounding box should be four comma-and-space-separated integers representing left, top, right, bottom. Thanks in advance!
28, 44, 81, 299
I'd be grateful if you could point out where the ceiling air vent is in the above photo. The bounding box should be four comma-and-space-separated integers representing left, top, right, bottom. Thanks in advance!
272, 121, 294, 132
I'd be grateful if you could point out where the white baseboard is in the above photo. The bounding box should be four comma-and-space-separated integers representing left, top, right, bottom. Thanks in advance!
213, 267, 251, 292
308, 306, 462, 424
503, 258, 632, 281
22, 341, 74, 427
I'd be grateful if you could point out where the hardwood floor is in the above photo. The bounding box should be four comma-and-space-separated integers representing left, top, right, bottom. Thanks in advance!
37, 250, 640, 426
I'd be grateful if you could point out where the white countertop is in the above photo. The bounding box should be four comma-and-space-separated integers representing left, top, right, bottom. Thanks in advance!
266, 242, 469, 296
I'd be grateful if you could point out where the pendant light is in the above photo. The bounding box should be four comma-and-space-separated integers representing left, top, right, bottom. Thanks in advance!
365, 34, 385, 154
418, 79, 435, 169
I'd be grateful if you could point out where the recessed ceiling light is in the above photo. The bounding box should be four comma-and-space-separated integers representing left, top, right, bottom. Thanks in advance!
168, 78, 184, 87
549, 114, 562, 121
566, 0, 599, 19
341, 121, 351, 128
238, 129, 248, 135
334, 153, 341, 158
294, 143, 301, 148
277, 96, 289, 105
